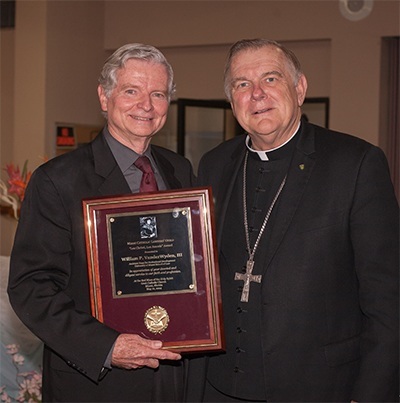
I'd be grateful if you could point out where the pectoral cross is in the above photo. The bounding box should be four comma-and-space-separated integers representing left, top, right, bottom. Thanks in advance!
234, 258, 262, 302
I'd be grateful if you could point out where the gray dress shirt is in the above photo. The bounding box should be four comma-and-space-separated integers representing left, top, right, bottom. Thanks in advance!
104, 128, 167, 192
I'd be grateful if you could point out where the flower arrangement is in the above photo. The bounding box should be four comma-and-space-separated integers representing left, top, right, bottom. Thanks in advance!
0, 344, 42, 403
5, 161, 31, 203
0, 161, 32, 220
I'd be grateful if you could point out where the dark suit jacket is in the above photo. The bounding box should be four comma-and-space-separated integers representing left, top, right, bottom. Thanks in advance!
8, 131, 195, 402
186, 121, 399, 402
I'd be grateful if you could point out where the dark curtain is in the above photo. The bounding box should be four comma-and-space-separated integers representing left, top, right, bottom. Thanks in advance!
385, 37, 399, 201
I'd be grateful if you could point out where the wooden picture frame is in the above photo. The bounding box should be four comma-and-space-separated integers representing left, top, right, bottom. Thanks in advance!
83, 187, 224, 353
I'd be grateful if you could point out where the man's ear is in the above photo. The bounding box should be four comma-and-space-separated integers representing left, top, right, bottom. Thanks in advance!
97, 85, 108, 112
296, 74, 308, 107
230, 101, 236, 118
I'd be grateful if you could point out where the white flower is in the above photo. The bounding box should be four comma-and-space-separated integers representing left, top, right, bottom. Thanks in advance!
12, 354, 25, 366
1, 344, 42, 402
5, 344, 19, 355
0, 386, 12, 403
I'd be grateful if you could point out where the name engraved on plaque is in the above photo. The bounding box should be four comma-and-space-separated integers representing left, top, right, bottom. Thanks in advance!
107, 208, 197, 298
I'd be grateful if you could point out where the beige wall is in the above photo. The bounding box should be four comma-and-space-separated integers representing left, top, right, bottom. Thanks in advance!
1, 28, 17, 254
104, 0, 399, 143
45, 1, 106, 155
1, 0, 399, 255
1, 0, 106, 254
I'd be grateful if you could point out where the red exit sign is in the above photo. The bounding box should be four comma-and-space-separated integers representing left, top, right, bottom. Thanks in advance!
56, 126, 76, 147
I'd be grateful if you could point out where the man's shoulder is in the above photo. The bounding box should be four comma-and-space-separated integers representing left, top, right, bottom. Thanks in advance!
202, 134, 245, 161
301, 123, 391, 178
30, 141, 99, 191
42, 143, 93, 171
304, 122, 379, 160
152, 144, 192, 166
309, 122, 372, 148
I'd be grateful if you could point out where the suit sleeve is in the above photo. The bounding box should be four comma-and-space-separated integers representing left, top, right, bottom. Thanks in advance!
7, 167, 119, 383
350, 146, 399, 401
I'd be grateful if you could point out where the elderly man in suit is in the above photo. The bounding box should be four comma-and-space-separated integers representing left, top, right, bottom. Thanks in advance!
8, 43, 195, 402
186, 38, 399, 402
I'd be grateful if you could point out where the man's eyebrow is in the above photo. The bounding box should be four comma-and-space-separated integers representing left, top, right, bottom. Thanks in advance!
231, 76, 248, 85
152, 89, 168, 94
261, 70, 283, 78
120, 83, 139, 89
231, 70, 284, 85
119, 83, 167, 93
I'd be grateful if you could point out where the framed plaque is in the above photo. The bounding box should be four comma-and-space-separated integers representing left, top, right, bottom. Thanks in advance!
83, 187, 224, 353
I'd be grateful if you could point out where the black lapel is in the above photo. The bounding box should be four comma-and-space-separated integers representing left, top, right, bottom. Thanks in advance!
91, 130, 131, 196
215, 141, 247, 247
151, 148, 182, 190
262, 123, 317, 271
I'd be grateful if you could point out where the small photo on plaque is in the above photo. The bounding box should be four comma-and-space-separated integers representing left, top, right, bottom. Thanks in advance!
139, 216, 157, 239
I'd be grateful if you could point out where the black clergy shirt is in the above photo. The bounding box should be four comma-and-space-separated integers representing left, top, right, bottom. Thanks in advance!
206, 131, 299, 400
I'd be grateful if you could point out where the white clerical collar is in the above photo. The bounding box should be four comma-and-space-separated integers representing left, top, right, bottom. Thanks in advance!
245, 122, 301, 161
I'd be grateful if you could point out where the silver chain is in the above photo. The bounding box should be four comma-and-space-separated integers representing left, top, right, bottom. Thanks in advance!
243, 151, 287, 262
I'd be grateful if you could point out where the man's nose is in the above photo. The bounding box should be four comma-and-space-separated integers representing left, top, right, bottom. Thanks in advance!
137, 94, 154, 111
251, 84, 267, 101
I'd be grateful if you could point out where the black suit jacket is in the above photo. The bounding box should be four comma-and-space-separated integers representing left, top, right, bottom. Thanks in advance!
186, 121, 399, 402
8, 131, 195, 402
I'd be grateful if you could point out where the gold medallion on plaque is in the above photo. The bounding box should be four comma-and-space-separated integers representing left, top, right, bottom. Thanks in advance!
144, 306, 170, 334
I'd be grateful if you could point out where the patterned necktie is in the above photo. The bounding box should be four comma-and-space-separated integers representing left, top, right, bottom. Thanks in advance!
134, 156, 159, 192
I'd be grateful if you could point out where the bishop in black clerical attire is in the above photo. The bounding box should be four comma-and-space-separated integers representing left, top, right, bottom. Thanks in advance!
185, 38, 399, 403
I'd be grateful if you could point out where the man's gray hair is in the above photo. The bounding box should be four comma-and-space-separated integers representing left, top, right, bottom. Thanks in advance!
98, 43, 176, 101
224, 39, 303, 101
